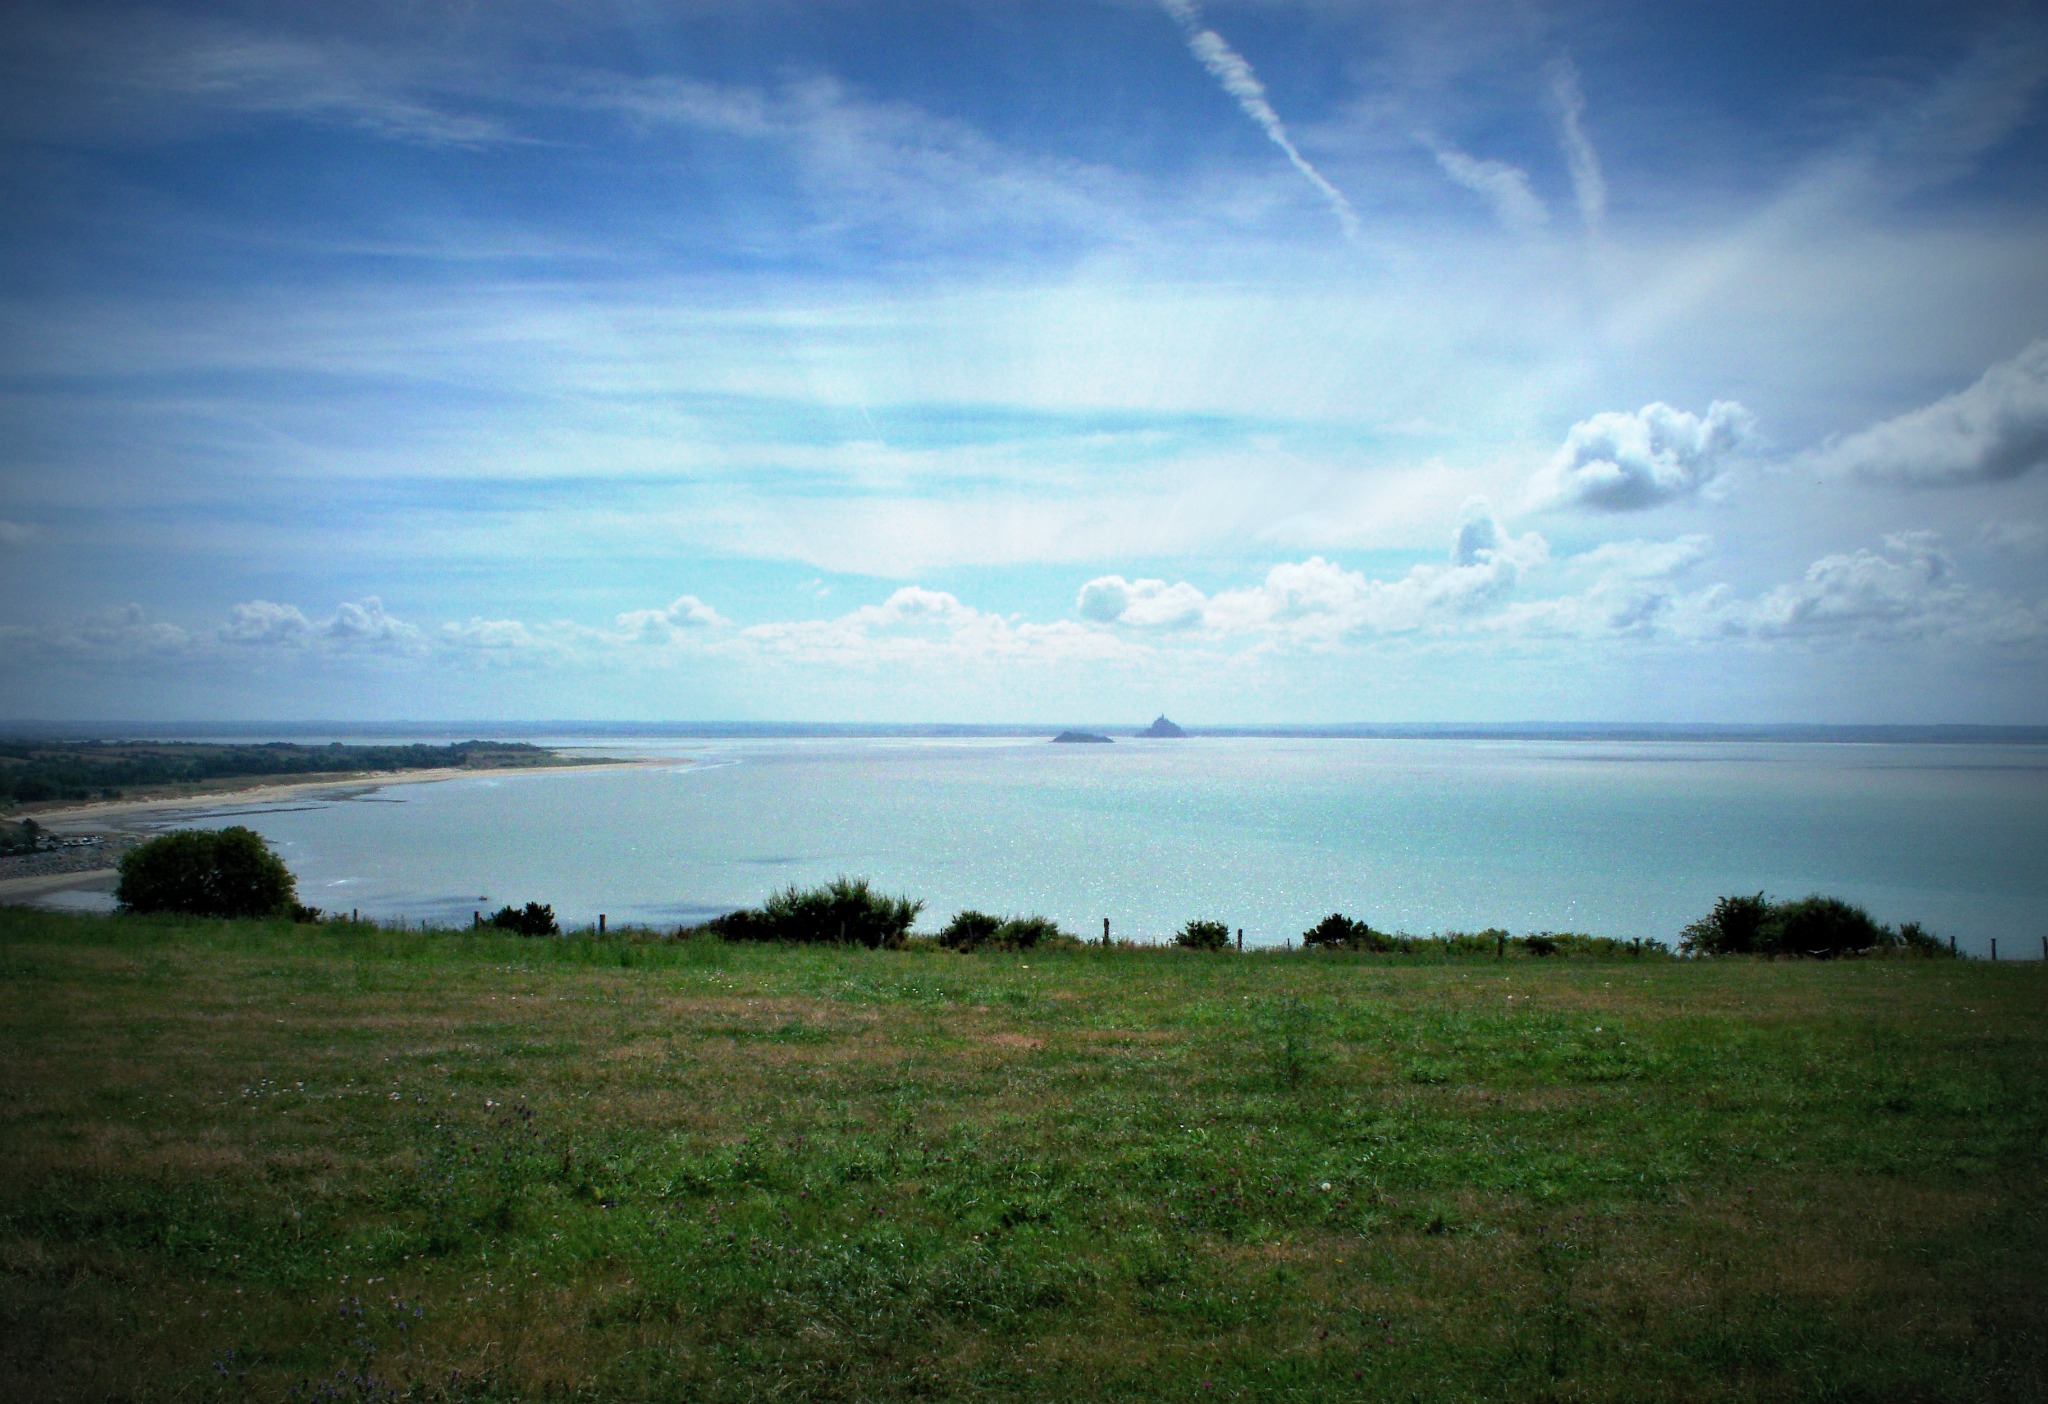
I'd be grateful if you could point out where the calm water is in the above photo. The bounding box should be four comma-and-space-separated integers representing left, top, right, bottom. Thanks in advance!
142, 736, 2048, 955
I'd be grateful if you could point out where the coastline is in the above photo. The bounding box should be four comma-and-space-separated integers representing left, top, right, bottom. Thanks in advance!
22, 756, 665, 837
1, 755, 672, 911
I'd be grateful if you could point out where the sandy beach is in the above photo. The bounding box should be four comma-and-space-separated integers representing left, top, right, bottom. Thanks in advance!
1, 755, 668, 911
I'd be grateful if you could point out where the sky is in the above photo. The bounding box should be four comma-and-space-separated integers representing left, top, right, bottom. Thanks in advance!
2, 0, 2046, 724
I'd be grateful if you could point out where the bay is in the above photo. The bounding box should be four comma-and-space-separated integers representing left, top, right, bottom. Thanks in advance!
153, 736, 2048, 955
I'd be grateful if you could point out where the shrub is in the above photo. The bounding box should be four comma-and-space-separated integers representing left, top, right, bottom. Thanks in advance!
707, 877, 922, 949
1763, 895, 1885, 958
1302, 913, 1391, 951
940, 911, 1068, 951
115, 826, 298, 919
490, 902, 559, 936
1523, 933, 1559, 957
1174, 918, 1233, 951
1679, 893, 1771, 955
1680, 892, 1950, 959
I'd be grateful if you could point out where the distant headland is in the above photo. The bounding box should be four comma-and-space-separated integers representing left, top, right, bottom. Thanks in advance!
1139, 715, 1187, 738
1051, 730, 1113, 744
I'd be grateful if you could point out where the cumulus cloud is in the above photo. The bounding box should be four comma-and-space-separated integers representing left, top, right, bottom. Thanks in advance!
1545, 55, 1606, 230
1158, 0, 1360, 241
1720, 532, 2040, 646
0, 604, 193, 660
1423, 140, 1547, 229
220, 599, 314, 646
1079, 499, 1548, 642
1529, 400, 1757, 511
321, 597, 425, 651
742, 586, 1127, 667
1812, 339, 2048, 486
614, 594, 727, 643
1075, 576, 1207, 629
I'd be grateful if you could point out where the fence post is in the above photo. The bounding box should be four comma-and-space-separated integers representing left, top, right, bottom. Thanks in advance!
599, 914, 606, 935
1991, 938, 1997, 962
1497, 931, 1506, 959
1949, 934, 1956, 956
1237, 928, 1243, 952
1103, 917, 1110, 948
473, 911, 480, 928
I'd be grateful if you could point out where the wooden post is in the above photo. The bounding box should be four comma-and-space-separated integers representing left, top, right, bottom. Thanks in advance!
1497, 931, 1506, 959
352, 908, 358, 923
1949, 934, 1956, 956
599, 914, 606, 935
1991, 938, 1997, 962
1103, 917, 1110, 947
1237, 928, 1243, 952
473, 911, 480, 928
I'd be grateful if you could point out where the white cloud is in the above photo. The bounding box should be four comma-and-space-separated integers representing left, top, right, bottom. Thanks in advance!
1158, 0, 1360, 241
1727, 531, 2043, 646
613, 594, 727, 643
1545, 55, 1606, 230
320, 597, 425, 651
1529, 400, 1757, 512
1079, 499, 1548, 643
1563, 535, 1713, 580
1812, 338, 2048, 486
0, 519, 35, 546
1424, 140, 1547, 229
740, 586, 1129, 668
1075, 576, 1207, 629
221, 599, 313, 646
0, 604, 192, 660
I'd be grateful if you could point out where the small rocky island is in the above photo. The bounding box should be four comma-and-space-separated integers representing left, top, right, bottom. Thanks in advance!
1138, 715, 1187, 738
1051, 730, 1113, 744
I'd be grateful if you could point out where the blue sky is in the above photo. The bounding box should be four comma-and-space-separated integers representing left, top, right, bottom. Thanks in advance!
2, 0, 2046, 722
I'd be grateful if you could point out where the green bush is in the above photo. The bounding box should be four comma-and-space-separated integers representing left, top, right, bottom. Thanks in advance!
1678, 893, 1771, 955
1173, 918, 1233, 951
938, 910, 1067, 952
1764, 895, 1886, 958
115, 826, 298, 919
1302, 913, 1391, 951
1680, 892, 1951, 959
489, 902, 559, 936
706, 877, 922, 949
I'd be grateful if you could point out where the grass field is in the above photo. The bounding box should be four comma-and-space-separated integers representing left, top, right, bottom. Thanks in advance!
2, 908, 2043, 1402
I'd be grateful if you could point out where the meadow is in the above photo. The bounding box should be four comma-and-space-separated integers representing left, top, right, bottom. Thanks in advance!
1, 908, 2043, 1402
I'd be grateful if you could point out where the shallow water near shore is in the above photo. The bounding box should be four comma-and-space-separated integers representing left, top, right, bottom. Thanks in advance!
91, 735, 2048, 955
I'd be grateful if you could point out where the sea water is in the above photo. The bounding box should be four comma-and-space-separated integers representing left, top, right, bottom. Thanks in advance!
149, 736, 2048, 955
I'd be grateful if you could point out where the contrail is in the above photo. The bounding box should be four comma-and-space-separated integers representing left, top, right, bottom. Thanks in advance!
1546, 55, 1606, 229
1159, 0, 1360, 241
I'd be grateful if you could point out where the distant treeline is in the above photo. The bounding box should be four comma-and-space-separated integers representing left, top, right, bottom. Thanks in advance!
0, 739, 552, 805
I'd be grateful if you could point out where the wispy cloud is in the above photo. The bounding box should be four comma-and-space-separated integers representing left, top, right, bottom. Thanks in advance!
1421, 138, 1547, 229
1545, 55, 1606, 230
1158, 0, 1359, 241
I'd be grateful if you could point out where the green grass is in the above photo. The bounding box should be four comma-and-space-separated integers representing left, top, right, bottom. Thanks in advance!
1, 908, 2044, 1402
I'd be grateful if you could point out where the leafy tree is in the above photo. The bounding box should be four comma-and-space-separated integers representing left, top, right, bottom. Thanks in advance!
1174, 918, 1233, 951
1678, 893, 1771, 955
116, 826, 298, 918
1303, 913, 1391, 951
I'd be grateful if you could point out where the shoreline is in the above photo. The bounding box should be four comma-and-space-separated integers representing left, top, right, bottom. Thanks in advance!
1, 756, 675, 913
22, 756, 669, 837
